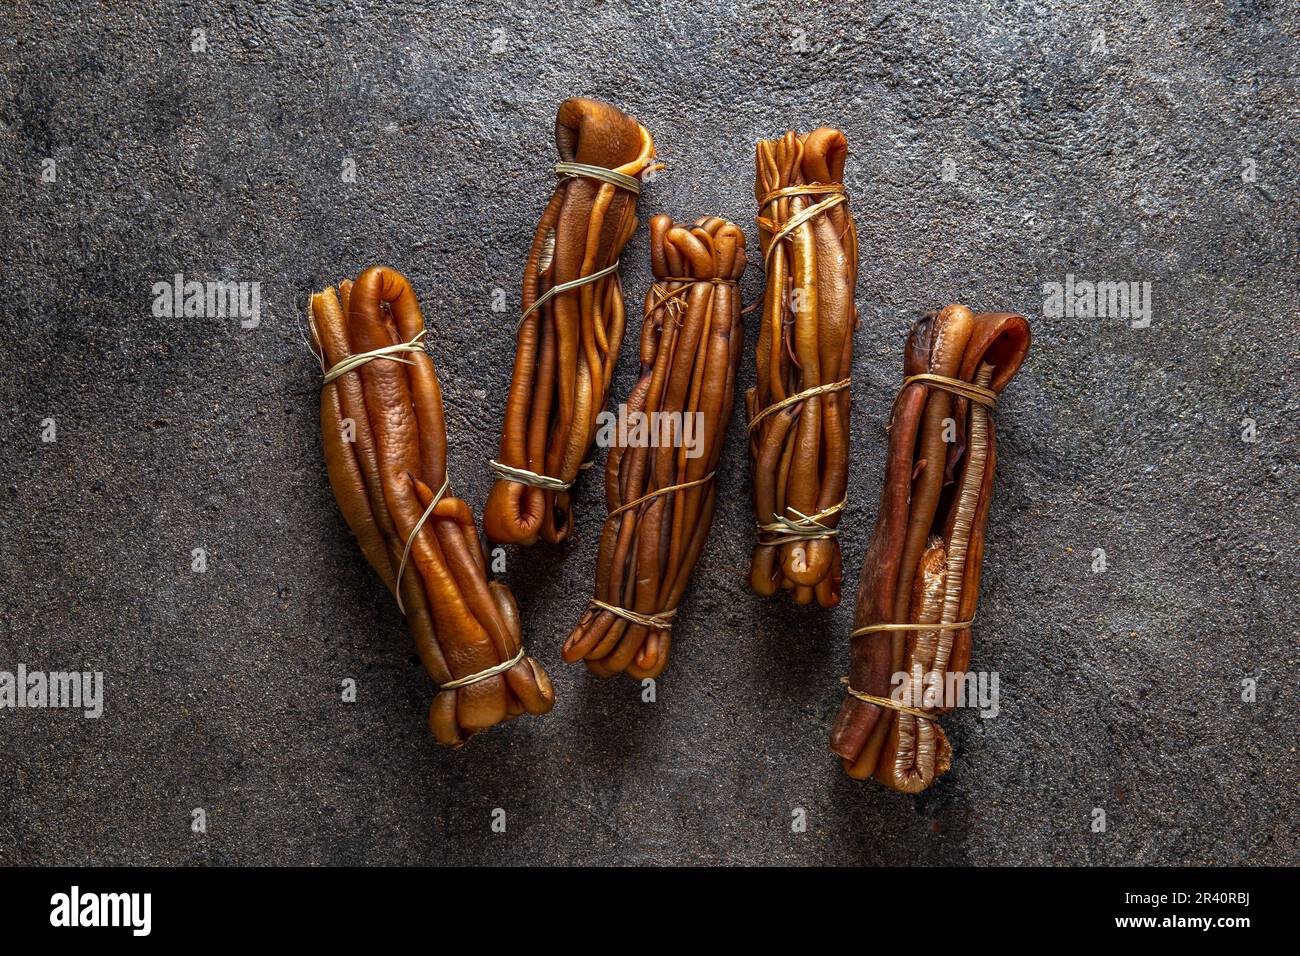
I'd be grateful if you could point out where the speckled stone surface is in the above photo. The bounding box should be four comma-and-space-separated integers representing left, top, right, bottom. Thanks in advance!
0, 0, 1295, 865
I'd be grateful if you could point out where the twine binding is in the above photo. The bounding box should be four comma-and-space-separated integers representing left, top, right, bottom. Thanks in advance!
756, 183, 848, 269
322, 329, 428, 385
438, 645, 527, 692
649, 282, 692, 316
394, 475, 451, 615
521, 162, 647, 332
518, 259, 621, 331
487, 459, 574, 493
747, 378, 851, 433
647, 277, 740, 321
888, 373, 998, 431
606, 471, 715, 521
748, 379, 852, 544
841, 678, 941, 721
850, 619, 974, 638
756, 499, 846, 545
588, 598, 677, 630
590, 470, 719, 632
555, 161, 643, 195
843, 618, 975, 718
842, 620, 976, 718
394, 480, 533, 692
842, 616, 977, 723
758, 183, 847, 211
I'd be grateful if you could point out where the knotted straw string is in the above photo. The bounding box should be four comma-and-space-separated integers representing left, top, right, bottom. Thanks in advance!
394, 475, 451, 615
756, 183, 848, 269
841, 680, 941, 721
518, 259, 621, 331
888, 373, 998, 430
841, 619, 976, 720
756, 499, 846, 545
394, 477, 534, 692
648, 282, 691, 319
591, 471, 718, 630
648, 277, 741, 323
747, 378, 852, 433
438, 645, 526, 692
588, 598, 678, 630
555, 161, 643, 195
513, 163, 644, 332
322, 329, 428, 385
487, 459, 574, 492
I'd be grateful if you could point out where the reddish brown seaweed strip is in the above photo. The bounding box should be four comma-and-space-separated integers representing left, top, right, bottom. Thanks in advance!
485, 98, 658, 545
312, 266, 554, 746
747, 129, 858, 607
563, 215, 746, 678
830, 307, 1029, 790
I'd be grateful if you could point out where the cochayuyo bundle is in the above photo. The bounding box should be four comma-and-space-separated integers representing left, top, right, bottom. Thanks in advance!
310, 266, 554, 747
306, 97, 1034, 787
830, 306, 1030, 792
563, 215, 746, 678
484, 97, 659, 546
747, 129, 859, 608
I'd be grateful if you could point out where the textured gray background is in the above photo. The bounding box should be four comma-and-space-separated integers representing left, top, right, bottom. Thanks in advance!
1, 0, 1296, 866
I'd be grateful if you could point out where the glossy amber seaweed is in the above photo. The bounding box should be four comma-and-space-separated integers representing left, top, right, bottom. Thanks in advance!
747, 129, 859, 608
485, 97, 658, 546
311, 266, 553, 746
563, 216, 746, 678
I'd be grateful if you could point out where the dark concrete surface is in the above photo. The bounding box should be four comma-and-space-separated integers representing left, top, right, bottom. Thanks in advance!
1, 0, 1296, 866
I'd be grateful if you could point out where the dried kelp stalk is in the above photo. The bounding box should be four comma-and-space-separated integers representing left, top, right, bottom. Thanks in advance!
310, 266, 554, 747
830, 305, 1030, 791
747, 128, 858, 608
484, 97, 659, 546
563, 216, 746, 678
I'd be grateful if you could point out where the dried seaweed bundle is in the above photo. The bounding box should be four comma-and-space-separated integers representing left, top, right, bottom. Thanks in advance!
563, 216, 746, 678
484, 97, 659, 545
747, 128, 858, 607
830, 305, 1030, 791
311, 266, 553, 746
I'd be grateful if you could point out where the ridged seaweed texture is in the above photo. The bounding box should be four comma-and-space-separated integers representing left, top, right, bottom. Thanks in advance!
563, 216, 746, 679
747, 128, 859, 608
831, 306, 1030, 791
484, 97, 659, 546
311, 266, 553, 747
